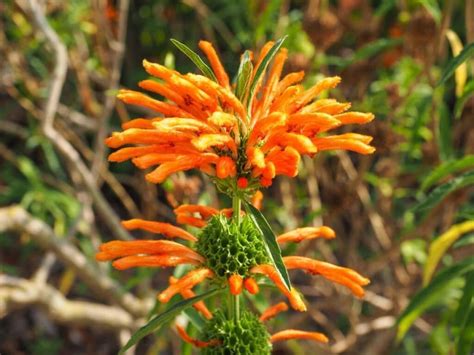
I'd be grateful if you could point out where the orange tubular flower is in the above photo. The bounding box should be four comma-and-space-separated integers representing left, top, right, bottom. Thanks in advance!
105, 40, 374, 190
259, 302, 288, 322
169, 276, 213, 320
270, 330, 329, 344
228, 274, 243, 295
176, 324, 219, 348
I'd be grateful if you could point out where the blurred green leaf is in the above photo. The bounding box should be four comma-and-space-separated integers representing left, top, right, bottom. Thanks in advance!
120, 288, 221, 354
437, 102, 453, 161
413, 170, 474, 213
437, 42, 474, 86
421, 155, 474, 191
327, 38, 402, 68
454, 80, 474, 119
423, 221, 474, 285
170, 39, 217, 81
454, 272, 474, 355
397, 257, 474, 341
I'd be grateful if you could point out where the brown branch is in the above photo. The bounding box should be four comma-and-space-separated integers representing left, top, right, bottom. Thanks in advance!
24, 0, 131, 241
0, 205, 151, 317
337, 151, 391, 250
91, 0, 130, 180
0, 275, 137, 330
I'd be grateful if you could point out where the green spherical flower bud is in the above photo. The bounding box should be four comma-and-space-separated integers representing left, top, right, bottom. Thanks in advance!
201, 311, 271, 355
196, 214, 269, 280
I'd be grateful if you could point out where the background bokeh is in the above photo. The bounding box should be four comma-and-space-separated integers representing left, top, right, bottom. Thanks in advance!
1, 0, 473, 354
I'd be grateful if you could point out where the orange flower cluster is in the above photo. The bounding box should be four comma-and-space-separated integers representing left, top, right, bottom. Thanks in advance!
96, 204, 369, 346
106, 41, 375, 188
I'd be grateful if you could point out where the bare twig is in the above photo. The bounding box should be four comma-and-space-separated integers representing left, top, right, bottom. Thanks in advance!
25, 0, 131, 241
337, 151, 391, 250
91, 0, 130, 180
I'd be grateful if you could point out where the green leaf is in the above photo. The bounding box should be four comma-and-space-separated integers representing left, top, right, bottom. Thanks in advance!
397, 257, 474, 341
119, 288, 221, 354
246, 37, 287, 111
326, 38, 402, 68
454, 80, 474, 119
437, 42, 474, 86
183, 307, 206, 331
423, 221, 474, 285
413, 170, 474, 213
421, 155, 474, 191
234, 50, 253, 101
170, 39, 217, 81
455, 272, 474, 355
437, 102, 453, 161
243, 201, 291, 291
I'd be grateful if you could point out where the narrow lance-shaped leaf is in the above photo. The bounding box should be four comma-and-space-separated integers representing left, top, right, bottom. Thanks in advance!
243, 201, 292, 291
246, 36, 287, 111
120, 288, 221, 354
454, 272, 474, 355
234, 50, 253, 101
413, 170, 474, 213
454, 80, 474, 119
396, 257, 474, 341
437, 42, 474, 86
423, 221, 474, 285
170, 39, 217, 81
420, 155, 474, 191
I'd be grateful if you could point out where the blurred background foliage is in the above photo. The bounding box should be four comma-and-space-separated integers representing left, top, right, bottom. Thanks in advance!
1, 0, 473, 354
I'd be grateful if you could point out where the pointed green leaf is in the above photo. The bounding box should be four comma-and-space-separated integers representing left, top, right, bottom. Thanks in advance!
420, 155, 474, 191
397, 257, 474, 341
119, 288, 221, 354
246, 37, 287, 110
170, 39, 217, 81
414, 170, 474, 213
454, 272, 474, 355
423, 221, 474, 285
437, 42, 474, 86
455, 80, 474, 119
243, 201, 291, 291
437, 102, 453, 161
235, 50, 253, 101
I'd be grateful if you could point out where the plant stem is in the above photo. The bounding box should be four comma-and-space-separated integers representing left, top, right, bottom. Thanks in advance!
230, 194, 241, 322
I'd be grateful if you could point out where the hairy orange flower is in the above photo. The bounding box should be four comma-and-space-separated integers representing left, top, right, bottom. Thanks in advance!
105, 41, 374, 189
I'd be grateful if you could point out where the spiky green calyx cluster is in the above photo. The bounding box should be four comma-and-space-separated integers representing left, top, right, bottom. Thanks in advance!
196, 214, 269, 279
201, 311, 271, 355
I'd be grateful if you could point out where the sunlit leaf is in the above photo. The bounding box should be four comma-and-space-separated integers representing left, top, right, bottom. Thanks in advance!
423, 221, 474, 285
437, 42, 474, 86
235, 50, 253, 101
445, 30, 467, 97
246, 37, 287, 111
397, 257, 474, 341
243, 201, 291, 291
170, 39, 217, 81
120, 288, 221, 354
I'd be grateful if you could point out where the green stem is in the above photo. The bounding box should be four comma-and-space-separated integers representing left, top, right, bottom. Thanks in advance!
230, 194, 242, 322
